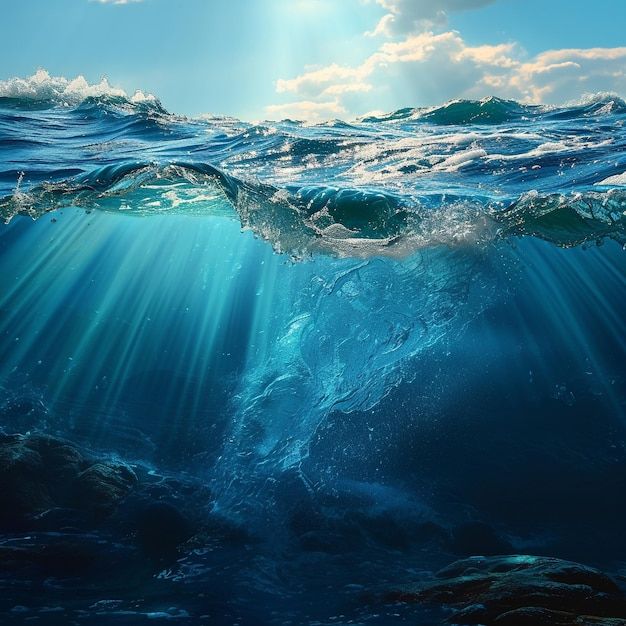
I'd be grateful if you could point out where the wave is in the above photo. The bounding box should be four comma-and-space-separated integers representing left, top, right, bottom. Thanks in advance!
3, 71, 625, 123
1, 74, 626, 257
2, 161, 625, 257
2, 75, 626, 492
360, 94, 626, 125
495, 189, 626, 247
417, 96, 534, 125
0, 69, 160, 111
359, 97, 532, 124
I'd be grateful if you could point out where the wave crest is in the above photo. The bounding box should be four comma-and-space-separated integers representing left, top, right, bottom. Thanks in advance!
360, 94, 626, 125
2, 77, 625, 257
3, 162, 625, 257
0, 69, 159, 110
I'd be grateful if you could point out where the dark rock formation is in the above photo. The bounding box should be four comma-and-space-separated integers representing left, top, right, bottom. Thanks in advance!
0, 432, 137, 529
386, 555, 626, 625
75, 461, 137, 513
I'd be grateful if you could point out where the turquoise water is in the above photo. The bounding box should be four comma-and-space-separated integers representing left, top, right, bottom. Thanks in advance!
1, 87, 626, 624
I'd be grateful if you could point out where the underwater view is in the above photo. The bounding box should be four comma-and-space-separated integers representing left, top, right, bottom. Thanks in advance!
1, 1, 626, 624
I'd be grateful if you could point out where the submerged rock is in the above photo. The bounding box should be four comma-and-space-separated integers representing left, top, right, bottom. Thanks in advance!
0, 432, 137, 529
75, 461, 137, 513
0, 433, 52, 523
386, 555, 626, 625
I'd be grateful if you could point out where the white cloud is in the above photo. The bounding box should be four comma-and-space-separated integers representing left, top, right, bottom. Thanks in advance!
500, 47, 626, 103
370, 0, 497, 36
269, 28, 626, 120
273, 32, 518, 110
276, 64, 369, 98
265, 99, 347, 122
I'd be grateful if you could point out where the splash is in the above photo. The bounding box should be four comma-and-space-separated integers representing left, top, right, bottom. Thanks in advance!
2, 162, 624, 257
0, 69, 156, 107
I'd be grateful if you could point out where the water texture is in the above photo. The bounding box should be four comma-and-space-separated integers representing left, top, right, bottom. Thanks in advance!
1, 73, 625, 624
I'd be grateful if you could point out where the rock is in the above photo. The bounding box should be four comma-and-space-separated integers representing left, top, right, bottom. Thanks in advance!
27, 433, 84, 476
75, 461, 137, 513
0, 433, 51, 525
385, 555, 626, 625
494, 606, 626, 625
0, 432, 137, 529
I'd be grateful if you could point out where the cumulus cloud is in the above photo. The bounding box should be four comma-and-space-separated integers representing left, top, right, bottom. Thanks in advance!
274, 32, 518, 108
276, 64, 370, 98
370, 0, 498, 35
269, 29, 626, 120
501, 47, 626, 103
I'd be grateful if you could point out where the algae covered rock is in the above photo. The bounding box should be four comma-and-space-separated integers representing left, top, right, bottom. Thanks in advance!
386, 555, 626, 625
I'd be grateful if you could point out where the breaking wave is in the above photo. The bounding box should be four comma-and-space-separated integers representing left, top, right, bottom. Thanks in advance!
2, 73, 626, 256
2, 73, 626, 258
0, 68, 158, 108
3, 162, 625, 258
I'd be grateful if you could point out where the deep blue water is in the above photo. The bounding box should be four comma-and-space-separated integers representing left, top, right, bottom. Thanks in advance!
1, 88, 626, 624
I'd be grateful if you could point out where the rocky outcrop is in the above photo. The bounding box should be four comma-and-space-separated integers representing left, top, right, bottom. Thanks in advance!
0, 432, 137, 529
386, 555, 626, 625
75, 461, 138, 512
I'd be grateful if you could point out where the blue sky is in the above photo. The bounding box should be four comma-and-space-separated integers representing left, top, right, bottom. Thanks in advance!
1, 0, 625, 120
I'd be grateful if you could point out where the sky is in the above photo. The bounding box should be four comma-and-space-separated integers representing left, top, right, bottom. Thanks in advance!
1, 0, 626, 120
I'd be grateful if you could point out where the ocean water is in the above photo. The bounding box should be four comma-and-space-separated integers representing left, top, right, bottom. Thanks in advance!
1, 75, 626, 624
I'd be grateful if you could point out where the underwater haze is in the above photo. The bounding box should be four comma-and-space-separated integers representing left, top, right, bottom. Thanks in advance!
1, 73, 626, 625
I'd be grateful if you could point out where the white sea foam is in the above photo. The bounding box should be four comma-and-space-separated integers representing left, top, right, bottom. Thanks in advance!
568, 91, 626, 108
0, 69, 155, 105
596, 172, 626, 186
438, 148, 488, 170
